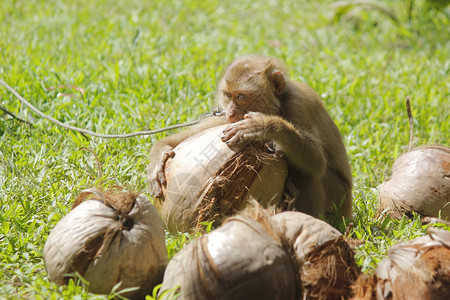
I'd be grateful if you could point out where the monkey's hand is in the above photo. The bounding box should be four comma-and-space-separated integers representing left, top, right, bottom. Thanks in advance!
221, 112, 272, 147
148, 145, 175, 197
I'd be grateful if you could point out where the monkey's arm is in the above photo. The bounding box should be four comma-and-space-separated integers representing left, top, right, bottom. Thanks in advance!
148, 116, 227, 196
221, 112, 327, 178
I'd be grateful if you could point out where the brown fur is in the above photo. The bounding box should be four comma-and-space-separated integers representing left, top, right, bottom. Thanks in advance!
148, 55, 352, 220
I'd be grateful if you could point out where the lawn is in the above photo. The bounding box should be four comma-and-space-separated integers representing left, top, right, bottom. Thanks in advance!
0, 0, 449, 299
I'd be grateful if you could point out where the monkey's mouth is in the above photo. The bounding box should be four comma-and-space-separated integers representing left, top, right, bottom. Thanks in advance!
227, 115, 245, 123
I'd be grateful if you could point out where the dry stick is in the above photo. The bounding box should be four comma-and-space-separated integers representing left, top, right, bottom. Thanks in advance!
344, 222, 353, 239
80, 147, 103, 185
0, 79, 202, 138
406, 96, 414, 151
0, 104, 33, 126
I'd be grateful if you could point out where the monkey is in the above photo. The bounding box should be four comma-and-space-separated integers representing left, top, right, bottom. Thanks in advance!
148, 55, 352, 220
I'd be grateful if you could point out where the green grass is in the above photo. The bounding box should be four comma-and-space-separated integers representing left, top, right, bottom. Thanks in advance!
0, 0, 449, 298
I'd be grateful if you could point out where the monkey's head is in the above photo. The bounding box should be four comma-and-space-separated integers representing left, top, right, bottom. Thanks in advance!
217, 55, 288, 123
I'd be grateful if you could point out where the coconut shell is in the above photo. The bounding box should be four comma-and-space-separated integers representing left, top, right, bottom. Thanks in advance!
379, 145, 450, 219
271, 211, 360, 300
157, 124, 288, 233
351, 227, 450, 300
159, 215, 300, 300
44, 191, 167, 299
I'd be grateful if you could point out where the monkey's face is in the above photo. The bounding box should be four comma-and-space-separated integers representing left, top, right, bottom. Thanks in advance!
217, 61, 283, 123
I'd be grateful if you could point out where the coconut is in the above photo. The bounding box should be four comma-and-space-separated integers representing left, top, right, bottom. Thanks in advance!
351, 227, 450, 300
159, 206, 360, 300
159, 215, 300, 300
44, 189, 167, 299
156, 124, 288, 233
271, 211, 360, 299
379, 145, 450, 219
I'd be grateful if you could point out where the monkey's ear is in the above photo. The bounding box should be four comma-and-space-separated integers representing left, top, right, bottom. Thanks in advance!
271, 71, 286, 95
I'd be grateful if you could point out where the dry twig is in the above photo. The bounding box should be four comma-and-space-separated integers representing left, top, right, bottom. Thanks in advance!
0, 104, 33, 126
406, 96, 414, 151
0, 79, 219, 138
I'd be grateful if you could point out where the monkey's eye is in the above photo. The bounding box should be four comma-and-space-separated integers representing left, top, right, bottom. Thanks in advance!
237, 94, 247, 101
224, 92, 232, 98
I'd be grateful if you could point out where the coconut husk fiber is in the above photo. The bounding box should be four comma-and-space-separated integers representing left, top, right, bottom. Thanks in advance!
44, 189, 167, 299
351, 227, 450, 300
379, 145, 450, 219
156, 124, 288, 233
